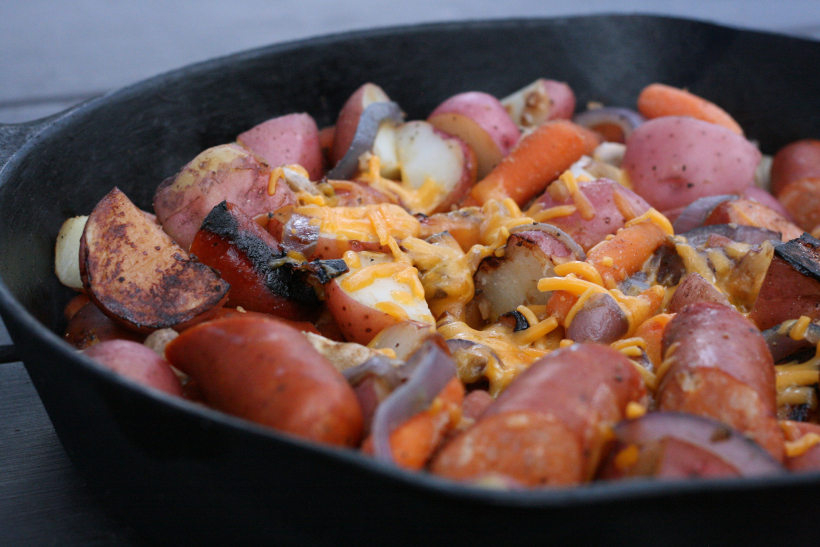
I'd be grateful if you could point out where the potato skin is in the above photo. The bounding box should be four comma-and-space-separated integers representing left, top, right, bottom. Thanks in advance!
237, 112, 325, 181
80, 187, 230, 333
430, 343, 646, 486
623, 116, 760, 212
83, 339, 183, 396
165, 316, 363, 447
659, 302, 784, 461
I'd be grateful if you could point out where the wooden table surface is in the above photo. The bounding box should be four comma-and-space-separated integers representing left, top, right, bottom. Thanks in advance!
1, 1, 818, 544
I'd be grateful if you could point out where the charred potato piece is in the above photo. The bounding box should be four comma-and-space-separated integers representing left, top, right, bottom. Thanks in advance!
80, 187, 229, 333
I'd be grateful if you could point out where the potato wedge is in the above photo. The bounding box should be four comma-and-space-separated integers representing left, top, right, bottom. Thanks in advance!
80, 187, 230, 333
153, 143, 295, 250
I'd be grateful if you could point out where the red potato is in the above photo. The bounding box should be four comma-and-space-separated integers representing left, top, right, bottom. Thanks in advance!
526, 178, 652, 252
236, 112, 325, 181
473, 226, 583, 322
165, 316, 364, 447
750, 233, 820, 330
80, 188, 230, 334
83, 339, 183, 396
501, 78, 576, 128
324, 252, 435, 345
331, 83, 392, 167
658, 302, 784, 461
703, 198, 803, 242
153, 143, 296, 250
428, 91, 521, 179
430, 343, 647, 487
393, 121, 478, 214
189, 201, 322, 320
623, 116, 761, 212
64, 301, 145, 349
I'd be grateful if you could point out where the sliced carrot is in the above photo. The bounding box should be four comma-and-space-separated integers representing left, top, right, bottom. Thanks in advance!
361, 377, 465, 470
545, 289, 578, 328
633, 313, 674, 369
588, 220, 669, 288
467, 119, 601, 206
637, 83, 743, 135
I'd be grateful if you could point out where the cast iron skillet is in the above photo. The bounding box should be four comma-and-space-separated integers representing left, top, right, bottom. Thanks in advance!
1, 15, 819, 545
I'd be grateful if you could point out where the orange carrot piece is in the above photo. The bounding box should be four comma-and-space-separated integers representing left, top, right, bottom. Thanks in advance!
545, 289, 579, 328
633, 312, 674, 369
362, 377, 465, 470
588, 220, 669, 288
637, 83, 743, 135
467, 119, 601, 206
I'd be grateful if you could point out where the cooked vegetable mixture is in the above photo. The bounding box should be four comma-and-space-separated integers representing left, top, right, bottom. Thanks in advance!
57, 80, 820, 487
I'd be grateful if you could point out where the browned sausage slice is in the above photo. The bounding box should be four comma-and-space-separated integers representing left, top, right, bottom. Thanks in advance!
165, 316, 363, 447
430, 343, 646, 486
658, 302, 784, 461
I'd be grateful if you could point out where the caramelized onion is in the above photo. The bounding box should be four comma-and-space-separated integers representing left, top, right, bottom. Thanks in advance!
509, 223, 586, 261
573, 107, 645, 142
369, 341, 456, 463
672, 194, 737, 233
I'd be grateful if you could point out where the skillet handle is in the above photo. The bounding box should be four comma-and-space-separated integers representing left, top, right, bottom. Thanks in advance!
0, 116, 65, 364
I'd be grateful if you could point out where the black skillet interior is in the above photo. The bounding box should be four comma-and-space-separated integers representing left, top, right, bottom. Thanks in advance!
1, 14, 820, 545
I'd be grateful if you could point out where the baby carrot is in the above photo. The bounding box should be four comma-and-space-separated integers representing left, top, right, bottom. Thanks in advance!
588, 219, 669, 289
633, 313, 674, 369
361, 377, 464, 470
467, 119, 601, 206
637, 83, 743, 135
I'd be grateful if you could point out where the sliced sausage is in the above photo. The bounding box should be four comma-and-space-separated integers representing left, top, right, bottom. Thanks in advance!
430, 343, 647, 486
658, 302, 784, 461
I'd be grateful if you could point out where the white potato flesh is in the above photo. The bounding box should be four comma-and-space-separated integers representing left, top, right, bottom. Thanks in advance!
370, 121, 401, 179
55, 215, 88, 290
396, 121, 463, 195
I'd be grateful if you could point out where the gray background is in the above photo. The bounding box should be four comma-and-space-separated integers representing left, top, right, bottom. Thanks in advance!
2, 0, 819, 122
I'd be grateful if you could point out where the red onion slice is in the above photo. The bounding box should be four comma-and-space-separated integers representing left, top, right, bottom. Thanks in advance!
369, 341, 456, 463
762, 319, 820, 362
279, 212, 319, 258
672, 194, 737, 233
509, 222, 586, 261
326, 101, 404, 180
612, 412, 785, 477
566, 292, 628, 344
573, 107, 645, 142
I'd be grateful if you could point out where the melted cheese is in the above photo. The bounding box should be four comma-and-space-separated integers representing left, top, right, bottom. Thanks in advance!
625, 208, 674, 236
